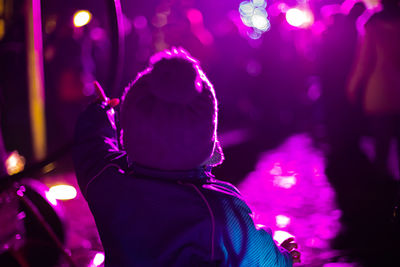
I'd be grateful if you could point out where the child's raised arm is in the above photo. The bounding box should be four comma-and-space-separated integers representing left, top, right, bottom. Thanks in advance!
73, 81, 126, 199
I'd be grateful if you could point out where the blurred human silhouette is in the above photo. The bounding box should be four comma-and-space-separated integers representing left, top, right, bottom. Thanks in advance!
321, 2, 400, 265
319, 2, 366, 153
347, 0, 400, 177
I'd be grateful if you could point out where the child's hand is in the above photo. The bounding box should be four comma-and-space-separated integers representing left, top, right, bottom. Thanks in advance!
280, 237, 301, 263
93, 81, 119, 130
94, 81, 120, 108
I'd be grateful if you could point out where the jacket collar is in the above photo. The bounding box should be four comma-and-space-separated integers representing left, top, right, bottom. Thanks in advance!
128, 163, 213, 183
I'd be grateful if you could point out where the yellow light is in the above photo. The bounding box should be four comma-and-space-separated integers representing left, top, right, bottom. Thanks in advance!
0, 0, 4, 15
0, 19, 4, 40
73, 10, 92, 28
47, 185, 77, 200
42, 162, 56, 174
27, 0, 47, 161
6, 151, 25, 175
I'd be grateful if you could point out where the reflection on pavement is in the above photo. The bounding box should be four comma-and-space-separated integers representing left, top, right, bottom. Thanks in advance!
239, 134, 355, 266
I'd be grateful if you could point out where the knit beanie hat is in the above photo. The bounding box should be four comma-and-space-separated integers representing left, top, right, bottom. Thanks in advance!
120, 48, 223, 170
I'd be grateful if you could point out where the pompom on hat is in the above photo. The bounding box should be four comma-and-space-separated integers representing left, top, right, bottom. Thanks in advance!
120, 48, 223, 170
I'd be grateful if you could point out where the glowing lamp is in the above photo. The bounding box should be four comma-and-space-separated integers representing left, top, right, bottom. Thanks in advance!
286, 8, 313, 28
73, 10, 92, 28
47, 185, 77, 201
92, 252, 105, 266
6, 151, 25, 175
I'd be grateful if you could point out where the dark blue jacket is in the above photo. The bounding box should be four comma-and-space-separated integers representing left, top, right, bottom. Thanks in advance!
73, 103, 293, 267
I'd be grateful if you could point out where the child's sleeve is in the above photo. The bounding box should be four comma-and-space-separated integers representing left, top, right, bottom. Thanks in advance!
73, 102, 128, 198
212, 187, 294, 267
257, 228, 293, 267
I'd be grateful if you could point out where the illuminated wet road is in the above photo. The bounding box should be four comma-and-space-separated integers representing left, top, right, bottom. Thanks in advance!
238, 134, 355, 266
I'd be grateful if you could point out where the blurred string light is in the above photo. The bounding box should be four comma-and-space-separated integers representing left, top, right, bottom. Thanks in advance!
239, 0, 271, 39
285, 7, 314, 28
46, 184, 77, 202
73, 10, 92, 28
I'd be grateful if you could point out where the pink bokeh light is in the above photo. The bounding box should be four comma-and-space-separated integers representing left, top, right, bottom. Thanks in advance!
133, 15, 148, 30
186, 8, 214, 45
273, 175, 297, 189
276, 214, 291, 228
186, 8, 203, 24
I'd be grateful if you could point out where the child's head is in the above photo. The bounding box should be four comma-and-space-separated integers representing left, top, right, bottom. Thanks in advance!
120, 48, 222, 170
